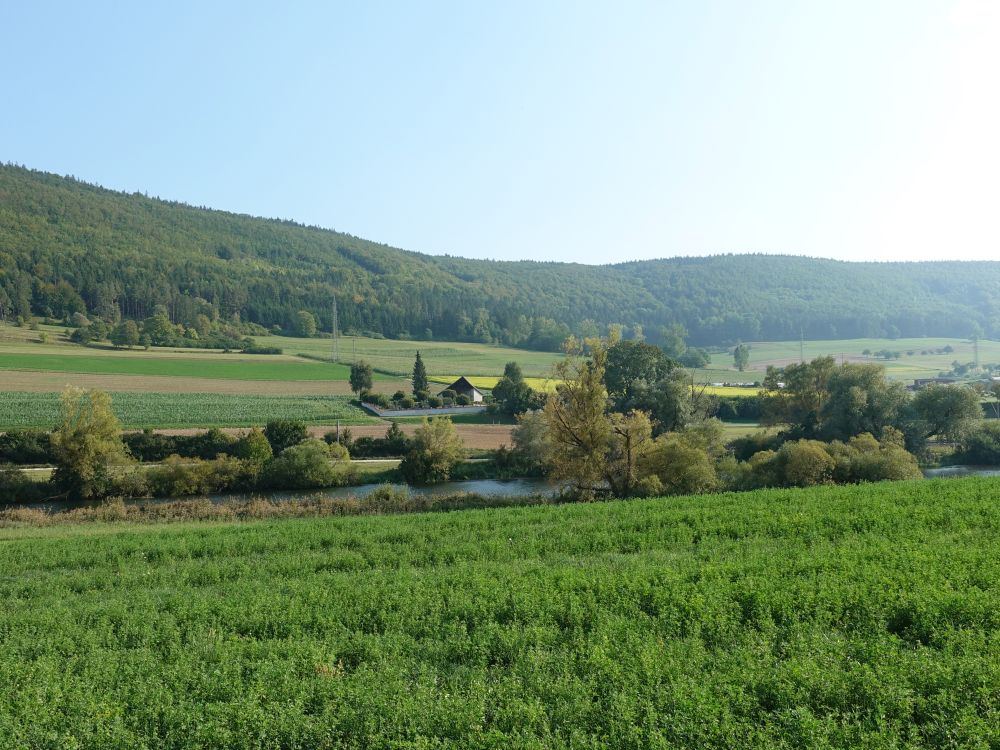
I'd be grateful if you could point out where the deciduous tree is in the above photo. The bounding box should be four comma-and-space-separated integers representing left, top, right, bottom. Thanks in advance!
50, 387, 131, 499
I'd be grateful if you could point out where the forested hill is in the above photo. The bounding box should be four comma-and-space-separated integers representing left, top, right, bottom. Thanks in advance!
2, 163, 999, 349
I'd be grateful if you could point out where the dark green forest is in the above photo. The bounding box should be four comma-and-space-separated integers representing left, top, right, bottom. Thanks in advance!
2, 163, 999, 349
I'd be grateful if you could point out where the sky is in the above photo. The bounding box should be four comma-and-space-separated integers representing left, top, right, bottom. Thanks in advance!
2, 1, 999, 264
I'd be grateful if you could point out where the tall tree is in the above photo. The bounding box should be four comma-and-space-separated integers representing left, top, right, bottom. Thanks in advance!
910, 384, 982, 442
733, 343, 750, 372
492, 361, 542, 417
543, 337, 612, 494
820, 364, 910, 442
50, 388, 131, 499
349, 361, 374, 396
761, 356, 837, 437
411, 351, 429, 396
295, 310, 317, 337
399, 417, 465, 483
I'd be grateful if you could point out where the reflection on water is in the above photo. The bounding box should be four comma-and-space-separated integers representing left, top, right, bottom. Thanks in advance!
259, 478, 559, 502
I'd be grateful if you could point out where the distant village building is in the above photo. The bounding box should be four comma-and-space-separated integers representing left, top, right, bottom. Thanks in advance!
440, 376, 484, 403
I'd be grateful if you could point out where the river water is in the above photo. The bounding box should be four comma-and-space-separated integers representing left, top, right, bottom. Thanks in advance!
922, 466, 1000, 479
17, 470, 1000, 512
252, 478, 559, 502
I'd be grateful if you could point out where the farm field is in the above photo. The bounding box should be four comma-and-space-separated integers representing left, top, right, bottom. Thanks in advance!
269, 332, 564, 377
0, 392, 377, 430
0, 351, 367, 382
1, 478, 999, 746
696, 336, 999, 383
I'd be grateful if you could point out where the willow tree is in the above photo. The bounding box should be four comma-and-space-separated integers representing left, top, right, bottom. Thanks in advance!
50, 387, 131, 499
543, 336, 612, 495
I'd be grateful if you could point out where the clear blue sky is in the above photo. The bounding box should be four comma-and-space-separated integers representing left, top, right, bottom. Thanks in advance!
3, 1, 998, 264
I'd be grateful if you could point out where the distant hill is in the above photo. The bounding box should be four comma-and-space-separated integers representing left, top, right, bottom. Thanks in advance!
2, 163, 999, 349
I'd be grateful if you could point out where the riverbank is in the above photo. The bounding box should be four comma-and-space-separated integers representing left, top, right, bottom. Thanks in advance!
0, 485, 562, 527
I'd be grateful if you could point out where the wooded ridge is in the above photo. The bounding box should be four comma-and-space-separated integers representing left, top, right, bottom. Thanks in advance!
2, 163, 998, 349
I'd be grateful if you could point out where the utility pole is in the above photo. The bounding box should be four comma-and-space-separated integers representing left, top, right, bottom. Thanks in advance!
331, 298, 339, 362
975, 336, 980, 369
799, 328, 805, 363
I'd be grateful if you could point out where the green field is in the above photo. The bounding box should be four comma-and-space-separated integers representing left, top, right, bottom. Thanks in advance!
0, 392, 376, 429
272, 333, 564, 378
0, 351, 366, 382
698, 336, 998, 383
2, 478, 999, 746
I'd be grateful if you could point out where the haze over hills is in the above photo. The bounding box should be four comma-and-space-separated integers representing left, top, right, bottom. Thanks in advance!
1, 163, 998, 350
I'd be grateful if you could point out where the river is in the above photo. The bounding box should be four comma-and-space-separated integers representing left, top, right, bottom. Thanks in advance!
922, 466, 1000, 479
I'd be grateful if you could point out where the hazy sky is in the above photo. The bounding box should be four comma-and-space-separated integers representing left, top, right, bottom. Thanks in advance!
3, 1, 998, 264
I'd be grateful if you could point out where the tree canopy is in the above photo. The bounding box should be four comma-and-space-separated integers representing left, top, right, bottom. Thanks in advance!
8, 164, 1000, 349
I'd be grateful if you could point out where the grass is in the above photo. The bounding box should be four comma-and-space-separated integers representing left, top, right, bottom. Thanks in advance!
271, 333, 564, 377
0, 392, 377, 429
697, 336, 1000, 383
0, 350, 371, 382
1, 478, 999, 746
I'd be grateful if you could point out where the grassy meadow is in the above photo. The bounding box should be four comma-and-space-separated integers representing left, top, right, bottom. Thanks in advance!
1, 478, 999, 747
699, 336, 997, 383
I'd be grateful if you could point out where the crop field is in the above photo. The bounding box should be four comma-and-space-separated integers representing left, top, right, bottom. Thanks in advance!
0, 350, 371, 382
697, 336, 1000, 383
0, 392, 377, 430
699, 385, 760, 396
270, 333, 564, 378
1, 478, 999, 747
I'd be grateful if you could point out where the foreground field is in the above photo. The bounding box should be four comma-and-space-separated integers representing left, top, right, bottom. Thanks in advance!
1, 478, 998, 747
0, 393, 377, 429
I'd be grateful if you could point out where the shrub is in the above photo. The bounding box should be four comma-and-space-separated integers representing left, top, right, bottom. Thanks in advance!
0, 469, 48, 504
775, 440, 835, 487
392, 390, 407, 402
958, 421, 1000, 464
0, 430, 56, 465
426, 395, 443, 408
234, 428, 273, 478
456, 394, 472, 406
323, 427, 353, 448
262, 439, 341, 489
641, 434, 717, 496
363, 483, 412, 510
399, 396, 415, 409
147, 455, 242, 497
264, 419, 308, 454
399, 418, 464, 484
367, 393, 391, 409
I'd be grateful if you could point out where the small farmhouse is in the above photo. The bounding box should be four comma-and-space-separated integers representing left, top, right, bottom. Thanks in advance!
440, 376, 484, 403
